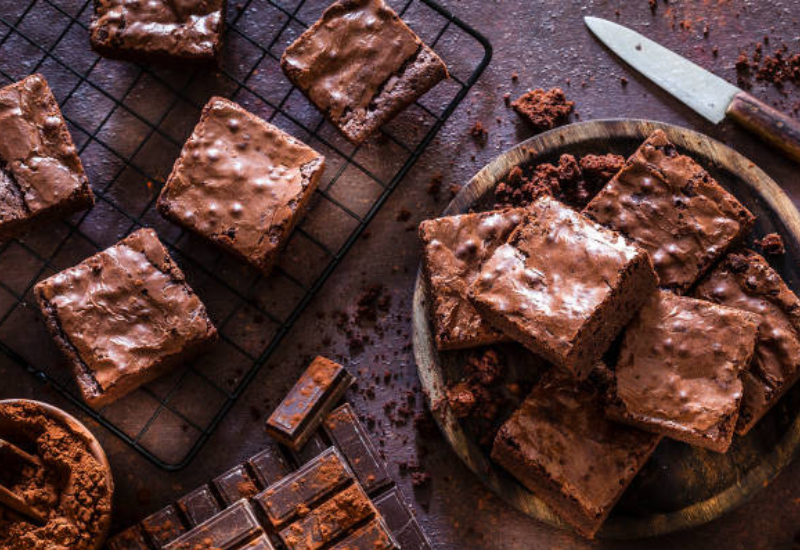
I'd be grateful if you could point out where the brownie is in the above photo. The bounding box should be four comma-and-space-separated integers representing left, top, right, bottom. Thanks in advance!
418, 209, 524, 350
281, 0, 448, 145
157, 97, 325, 276
511, 88, 574, 132
34, 228, 218, 408
607, 290, 759, 452
468, 196, 658, 379
584, 130, 755, 293
491, 368, 661, 539
694, 250, 800, 434
0, 74, 94, 242
90, 0, 227, 64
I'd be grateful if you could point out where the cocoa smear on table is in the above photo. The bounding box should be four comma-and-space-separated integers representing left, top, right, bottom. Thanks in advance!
0, 402, 112, 550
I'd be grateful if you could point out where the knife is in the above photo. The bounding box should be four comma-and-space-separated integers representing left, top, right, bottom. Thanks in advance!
585, 16, 800, 163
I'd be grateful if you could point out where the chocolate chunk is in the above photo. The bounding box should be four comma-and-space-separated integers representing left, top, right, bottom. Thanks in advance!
141, 505, 187, 548
328, 518, 396, 550
254, 447, 354, 528
164, 500, 264, 550
373, 488, 431, 550
291, 432, 331, 465
324, 404, 391, 494
107, 525, 151, 550
757, 233, 786, 255
247, 447, 292, 488
266, 356, 354, 451
213, 464, 259, 506
176, 485, 222, 527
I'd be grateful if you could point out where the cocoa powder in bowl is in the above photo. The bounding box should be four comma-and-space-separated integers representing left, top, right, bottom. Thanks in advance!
0, 401, 113, 550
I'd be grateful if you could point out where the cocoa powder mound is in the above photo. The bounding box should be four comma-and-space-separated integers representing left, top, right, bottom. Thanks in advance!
0, 402, 112, 550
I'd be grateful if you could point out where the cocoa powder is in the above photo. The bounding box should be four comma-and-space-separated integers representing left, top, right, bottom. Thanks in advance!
0, 402, 112, 550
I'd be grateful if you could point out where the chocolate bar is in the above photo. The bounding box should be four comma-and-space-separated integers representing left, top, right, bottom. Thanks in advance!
141, 505, 186, 548
176, 485, 221, 527
214, 464, 259, 506
253, 447, 353, 528
374, 488, 432, 550
324, 404, 391, 494
266, 357, 354, 451
329, 518, 397, 550
107, 525, 150, 550
164, 500, 264, 550
248, 447, 292, 488
279, 483, 376, 550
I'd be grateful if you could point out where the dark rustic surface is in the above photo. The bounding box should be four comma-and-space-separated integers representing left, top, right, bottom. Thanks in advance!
3, 1, 800, 549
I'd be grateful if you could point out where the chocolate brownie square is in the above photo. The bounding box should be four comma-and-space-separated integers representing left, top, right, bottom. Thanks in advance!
0, 74, 94, 242
606, 290, 759, 452
584, 130, 755, 293
157, 97, 325, 276
492, 368, 661, 539
468, 196, 658, 379
90, 0, 227, 64
418, 209, 524, 350
694, 250, 800, 435
281, 0, 448, 145
34, 229, 217, 408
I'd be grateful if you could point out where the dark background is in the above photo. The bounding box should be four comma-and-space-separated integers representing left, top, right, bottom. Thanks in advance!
4, 1, 800, 549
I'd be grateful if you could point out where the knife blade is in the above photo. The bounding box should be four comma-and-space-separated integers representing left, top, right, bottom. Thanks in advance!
585, 16, 800, 163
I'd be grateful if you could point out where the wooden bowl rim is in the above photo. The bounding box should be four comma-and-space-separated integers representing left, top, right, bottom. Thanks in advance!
412, 118, 800, 539
0, 398, 114, 549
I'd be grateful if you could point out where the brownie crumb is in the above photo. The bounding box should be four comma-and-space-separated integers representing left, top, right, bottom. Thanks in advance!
470, 121, 488, 146
426, 173, 443, 200
648, 0, 657, 13
620, 76, 628, 86
411, 472, 431, 487
511, 88, 574, 132
396, 208, 412, 222
757, 233, 786, 255
446, 382, 476, 418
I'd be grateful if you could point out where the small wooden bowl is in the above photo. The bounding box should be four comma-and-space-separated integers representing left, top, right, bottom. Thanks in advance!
412, 119, 800, 538
0, 399, 114, 550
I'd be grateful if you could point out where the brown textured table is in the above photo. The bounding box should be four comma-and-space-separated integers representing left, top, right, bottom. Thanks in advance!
3, 1, 800, 549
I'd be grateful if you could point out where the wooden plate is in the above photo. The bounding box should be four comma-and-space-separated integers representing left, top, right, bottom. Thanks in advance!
412, 119, 800, 539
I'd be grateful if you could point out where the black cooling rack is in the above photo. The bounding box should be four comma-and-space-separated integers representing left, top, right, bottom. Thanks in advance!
0, 0, 491, 470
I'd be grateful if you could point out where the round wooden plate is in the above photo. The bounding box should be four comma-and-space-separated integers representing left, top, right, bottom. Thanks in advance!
412, 119, 800, 539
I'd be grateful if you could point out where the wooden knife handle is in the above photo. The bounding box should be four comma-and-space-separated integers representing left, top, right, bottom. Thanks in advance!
726, 91, 800, 162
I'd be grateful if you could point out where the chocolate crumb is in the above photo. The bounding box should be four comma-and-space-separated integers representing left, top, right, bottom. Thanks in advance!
511, 88, 574, 133
757, 233, 786, 255
470, 121, 488, 147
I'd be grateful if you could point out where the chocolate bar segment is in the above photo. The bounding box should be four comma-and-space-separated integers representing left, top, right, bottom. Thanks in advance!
254, 447, 354, 528
141, 504, 186, 548
266, 356, 354, 451
328, 518, 397, 550
324, 404, 390, 494
243, 535, 277, 550
373, 488, 432, 550
247, 446, 292, 488
291, 432, 330, 465
107, 525, 150, 550
214, 464, 259, 506
176, 485, 222, 527
164, 500, 263, 550
279, 483, 376, 550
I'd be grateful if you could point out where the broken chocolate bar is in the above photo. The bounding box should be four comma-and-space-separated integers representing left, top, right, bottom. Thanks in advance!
164, 500, 264, 550
247, 447, 292, 488
176, 485, 221, 527
141, 505, 185, 548
213, 464, 259, 506
329, 518, 397, 550
374, 488, 432, 550
266, 356, 354, 451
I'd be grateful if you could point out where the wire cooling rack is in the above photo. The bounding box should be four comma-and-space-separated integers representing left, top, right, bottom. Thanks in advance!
0, 0, 491, 470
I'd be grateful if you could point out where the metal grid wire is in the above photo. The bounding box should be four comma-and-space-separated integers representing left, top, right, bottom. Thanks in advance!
0, 0, 491, 470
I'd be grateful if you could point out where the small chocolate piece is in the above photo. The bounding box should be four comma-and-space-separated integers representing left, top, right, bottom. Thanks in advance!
141, 505, 187, 548
0, 74, 94, 242
247, 447, 292, 488
281, 0, 448, 145
511, 88, 574, 132
373, 488, 432, 550
254, 447, 353, 528
90, 0, 227, 64
164, 500, 264, 550
328, 518, 397, 550
757, 232, 786, 255
213, 464, 259, 506
468, 196, 658, 379
266, 356, 354, 451
34, 228, 218, 408
584, 130, 755, 292
607, 290, 760, 452
176, 485, 222, 527
324, 404, 391, 494
279, 483, 376, 550
694, 250, 800, 434
291, 432, 331, 465
107, 525, 150, 550
418, 209, 523, 350
158, 97, 325, 276
491, 368, 661, 539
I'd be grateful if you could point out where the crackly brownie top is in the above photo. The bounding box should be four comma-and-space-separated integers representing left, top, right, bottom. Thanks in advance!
419, 209, 523, 346
35, 229, 214, 391
159, 97, 323, 263
495, 369, 659, 516
281, 0, 424, 122
0, 74, 88, 218
694, 250, 800, 391
91, 0, 224, 57
584, 130, 754, 292
615, 290, 758, 432
470, 196, 644, 348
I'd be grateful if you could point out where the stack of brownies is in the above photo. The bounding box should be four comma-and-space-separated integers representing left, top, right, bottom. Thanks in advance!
419, 129, 800, 538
